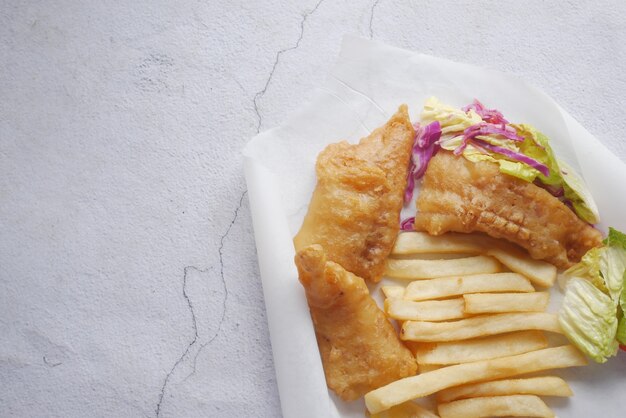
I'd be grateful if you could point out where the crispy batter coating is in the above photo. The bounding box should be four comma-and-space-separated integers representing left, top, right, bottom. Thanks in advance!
414, 152, 602, 269
295, 245, 417, 401
294, 105, 415, 282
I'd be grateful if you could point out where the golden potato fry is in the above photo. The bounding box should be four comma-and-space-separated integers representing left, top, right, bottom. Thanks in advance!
391, 253, 473, 260
368, 401, 439, 418
382, 285, 405, 299
437, 395, 554, 418
385, 298, 466, 322
487, 245, 557, 287
385, 256, 500, 280
415, 331, 547, 365
463, 292, 549, 314
404, 273, 534, 301
391, 232, 486, 255
437, 376, 572, 403
402, 313, 561, 342
364, 345, 586, 414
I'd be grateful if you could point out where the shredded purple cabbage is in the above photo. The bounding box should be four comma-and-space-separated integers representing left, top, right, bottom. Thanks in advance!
453, 100, 551, 178
404, 160, 416, 203
472, 138, 550, 177
454, 122, 523, 156
404, 121, 442, 204
534, 179, 564, 198
413, 137, 440, 179
462, 99, 509, 125
400, 217, 415, 231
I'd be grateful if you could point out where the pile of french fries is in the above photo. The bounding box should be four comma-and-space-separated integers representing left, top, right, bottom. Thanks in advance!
367, 232, 588, 418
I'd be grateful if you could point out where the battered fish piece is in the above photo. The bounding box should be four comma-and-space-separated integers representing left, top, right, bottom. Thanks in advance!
414, 152, 602, 269
294, 105, 415, 282
295, 245, 417, 401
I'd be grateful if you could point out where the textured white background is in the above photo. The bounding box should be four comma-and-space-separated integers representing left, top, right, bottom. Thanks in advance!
1, 1, 625, 417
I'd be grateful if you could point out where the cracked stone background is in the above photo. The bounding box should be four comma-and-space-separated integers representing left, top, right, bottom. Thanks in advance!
1, 1, 625, 417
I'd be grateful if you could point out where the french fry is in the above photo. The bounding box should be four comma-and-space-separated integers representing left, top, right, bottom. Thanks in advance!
391, 232, 486, 255
437, 395, 554, 418
463, 292, 549, 314
437, 376, 573, 403
381, 285, 405, 299
402, 313, 561, 342
404, 273, 534, 301
368, 401, 439, 418
486, 245, 557, 287
385, 298, 467, 322
391, 253, 472, 260
385, 256, 500, 280
415, 331, 548, 365
364, 345, 587, 414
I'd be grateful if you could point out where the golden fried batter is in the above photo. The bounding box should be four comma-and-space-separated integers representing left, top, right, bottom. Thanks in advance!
294, 105, 415, 282
414, 152, 602, 269
295, 245, 417, 401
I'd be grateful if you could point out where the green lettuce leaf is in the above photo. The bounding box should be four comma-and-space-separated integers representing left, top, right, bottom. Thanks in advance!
514, 124, 562, 186
621, 280, 626, 319
600, 245, 626, 304
599, 228, 626, 310
604, 228, 626, 315
559, 159, 600, 224
604, 227, 626, 250
559, 277, 618, 363
564, 247, 607, 293
617, 317, 626, 345
515, 125, 600, 224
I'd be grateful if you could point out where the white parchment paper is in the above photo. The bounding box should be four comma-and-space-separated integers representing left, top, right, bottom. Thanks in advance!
243, 36, 626, 418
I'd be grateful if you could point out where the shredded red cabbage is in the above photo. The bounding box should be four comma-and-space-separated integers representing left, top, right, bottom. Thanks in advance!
534, 179, 564, 198
400, 217, 415, 231
454, 123, 523, 156
563, 198, 575, 212
404, 121, 442, 204
454, 100, 552, 179
413, 137, 440, 179
404, 161, 416, 203
472, 138, 550, 177
462, 99, 509, 125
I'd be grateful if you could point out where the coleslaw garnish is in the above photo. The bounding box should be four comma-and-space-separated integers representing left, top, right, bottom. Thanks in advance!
418, 97, 599, 224
462, 99, 509, 125
471, 138, 550, 177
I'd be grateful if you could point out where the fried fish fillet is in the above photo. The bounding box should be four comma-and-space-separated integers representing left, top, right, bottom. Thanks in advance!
294, 105, 415, 282
295, 244, 417, 401
414, 152, 602, 269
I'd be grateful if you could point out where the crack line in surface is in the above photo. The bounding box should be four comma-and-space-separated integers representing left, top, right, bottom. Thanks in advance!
188, 190, 247, 379
253, 0, 326, 132
155, 265, 203, 417
369, 0, 381, 39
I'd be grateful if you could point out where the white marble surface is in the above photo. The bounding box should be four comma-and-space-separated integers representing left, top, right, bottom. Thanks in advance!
1, 1, 625, 417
